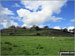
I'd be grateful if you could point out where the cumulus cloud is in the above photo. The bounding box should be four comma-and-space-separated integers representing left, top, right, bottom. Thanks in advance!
17, 0, 67, 27
0, 5, 18, 28
54, 26, 61, 29
1, 20, 18, 28
0, 4, 14, 24
38, 25, 46, 28
21, 24, 33, 28
0, 5, 14, 15
0, 15, 18, 28
0, 0, 67, 29
11, 21, 18, 27
21, 24, 27, 27
68, 26, 74, 31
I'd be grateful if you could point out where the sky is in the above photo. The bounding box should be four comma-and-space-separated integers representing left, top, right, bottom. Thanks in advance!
0, 0, 74, 30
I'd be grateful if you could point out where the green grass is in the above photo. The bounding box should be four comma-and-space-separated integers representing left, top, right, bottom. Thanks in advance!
61, 55, 74, 56
1, 36, 74, 55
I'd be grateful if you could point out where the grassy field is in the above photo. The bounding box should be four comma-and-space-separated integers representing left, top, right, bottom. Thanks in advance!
1, 36, 74, 55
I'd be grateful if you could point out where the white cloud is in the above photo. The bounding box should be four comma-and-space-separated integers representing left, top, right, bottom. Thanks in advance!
0, 15, 11, 25
54, 26, 61, 29
17, 8, 30, 17
21, 24, 33, 28
50, 16, 63, 22
1, 20, 18, 28
0, 5, 14, 15
68, 26, 74, 31
0, 5, 19, 28
1, 21, 18, 28
70, 19, 75, 22
38, 25, 45, 28
0, 15, 18, 28
1, 21, 9, 28
1, 8, 14, 15
21, 24, 27, 27
17, 0, 67, 27
11, 21, 18, 27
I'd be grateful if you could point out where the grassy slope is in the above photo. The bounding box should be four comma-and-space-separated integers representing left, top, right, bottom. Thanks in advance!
1, 36, 74, 55
1, 29, 73, 36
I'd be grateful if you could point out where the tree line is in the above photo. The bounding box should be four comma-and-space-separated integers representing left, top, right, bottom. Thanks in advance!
8, 25, 75, 34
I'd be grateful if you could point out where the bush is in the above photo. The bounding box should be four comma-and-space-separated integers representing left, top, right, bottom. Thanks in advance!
62, 28, 68, 32
36, 33, 40, 36
13, 45, 18, 47
4, 42, 12, 45
9, 33, 14, 36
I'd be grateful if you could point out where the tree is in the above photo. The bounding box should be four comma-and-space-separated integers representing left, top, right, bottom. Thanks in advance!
22, 26, 26, 29
72, 28, 75, 32
44, 26, 49, 29
35, 26, 40, 31
36, 33, 40, 36
16, 26, 21, 29
9, 25, 16, 33
62, 28, 68, 32
9, 25, 15, 29
30, 25, 40, 31
9, 32, 14, 36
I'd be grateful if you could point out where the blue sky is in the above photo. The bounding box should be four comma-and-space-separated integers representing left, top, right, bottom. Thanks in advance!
0, 0, 74, 29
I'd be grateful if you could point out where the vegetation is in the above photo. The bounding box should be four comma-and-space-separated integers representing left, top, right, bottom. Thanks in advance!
1, 36, 74, 55
0, 25, 74, 36
1, 25, 74, 55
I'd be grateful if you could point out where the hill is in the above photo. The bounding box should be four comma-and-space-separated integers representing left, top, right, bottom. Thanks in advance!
0, 26, 73, 36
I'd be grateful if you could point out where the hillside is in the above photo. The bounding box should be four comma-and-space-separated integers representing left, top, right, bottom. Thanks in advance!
0, 26, 73, 36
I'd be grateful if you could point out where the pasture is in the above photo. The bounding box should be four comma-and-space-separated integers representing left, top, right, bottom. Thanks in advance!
1, 36, 74, 55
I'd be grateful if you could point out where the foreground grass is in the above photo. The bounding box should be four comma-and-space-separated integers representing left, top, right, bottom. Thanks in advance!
1, 36, 74, 55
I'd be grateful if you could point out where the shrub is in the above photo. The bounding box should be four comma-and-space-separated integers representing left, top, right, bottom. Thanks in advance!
9, 33, 14, 36
8, 47, 12, 51
36, 44, 44, 49
23, 50, 30, 55
62, 28, 68, 32
36, 33, 40, 36
13, 45, 18, 47
4, 42, 12, 45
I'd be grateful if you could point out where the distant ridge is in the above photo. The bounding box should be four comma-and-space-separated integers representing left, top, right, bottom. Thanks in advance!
0, 26, 74, 36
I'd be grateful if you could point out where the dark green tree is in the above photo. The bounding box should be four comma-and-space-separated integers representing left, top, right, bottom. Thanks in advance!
22, 26, 26, 29
30, 25, 40, 31
9, 25, 15, 29
44, 26, 49, 29
63, 28, 68, 32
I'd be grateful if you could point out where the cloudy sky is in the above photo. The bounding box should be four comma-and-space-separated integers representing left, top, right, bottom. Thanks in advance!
0, 0, 74, 30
